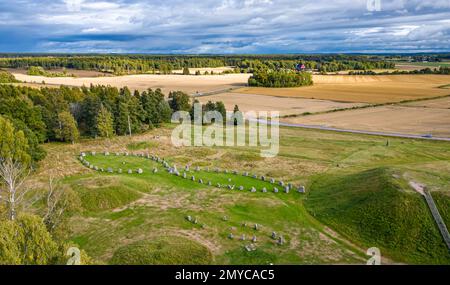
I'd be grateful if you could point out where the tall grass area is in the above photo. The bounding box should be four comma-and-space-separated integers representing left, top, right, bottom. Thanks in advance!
305, 167, 450, 264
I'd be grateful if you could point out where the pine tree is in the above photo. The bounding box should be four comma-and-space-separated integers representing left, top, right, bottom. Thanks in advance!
96, 105, 114, 138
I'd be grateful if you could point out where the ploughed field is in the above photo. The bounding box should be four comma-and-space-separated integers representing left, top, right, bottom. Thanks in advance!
30, 125, 450, 264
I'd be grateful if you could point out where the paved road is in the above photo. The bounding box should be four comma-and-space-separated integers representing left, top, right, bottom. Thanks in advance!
252, 119, 450, 142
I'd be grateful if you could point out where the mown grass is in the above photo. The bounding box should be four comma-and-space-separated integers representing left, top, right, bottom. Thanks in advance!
305, 167, 450, 264
110, 236, 213, 265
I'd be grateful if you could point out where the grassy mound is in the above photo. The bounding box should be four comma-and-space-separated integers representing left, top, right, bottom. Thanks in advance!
110, 236, 212, 265
305, 167, 450, 264
72, 177, 142, 212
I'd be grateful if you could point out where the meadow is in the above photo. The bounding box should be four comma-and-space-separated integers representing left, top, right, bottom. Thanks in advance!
29, 124, 450, 265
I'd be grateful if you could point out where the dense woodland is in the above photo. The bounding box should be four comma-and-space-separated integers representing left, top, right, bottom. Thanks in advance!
0, 83, 231, 165
0, 54, 395, 75
248, 70, 313, 88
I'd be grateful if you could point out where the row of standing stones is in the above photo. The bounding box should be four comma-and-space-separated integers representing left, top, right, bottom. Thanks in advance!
80, 151, 291, 252
79, 151, 306, 194
185, 214, 286, 251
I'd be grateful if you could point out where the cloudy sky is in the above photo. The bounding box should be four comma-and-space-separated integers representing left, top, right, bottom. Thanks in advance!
0, 0, 449, 53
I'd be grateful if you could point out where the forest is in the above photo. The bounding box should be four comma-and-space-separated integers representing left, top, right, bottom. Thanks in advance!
248, 70, 313, 87
0, 83, 231, 165
0, 54, 395, 75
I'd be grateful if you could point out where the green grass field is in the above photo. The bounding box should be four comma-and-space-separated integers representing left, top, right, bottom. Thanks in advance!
35, 125, 450, 264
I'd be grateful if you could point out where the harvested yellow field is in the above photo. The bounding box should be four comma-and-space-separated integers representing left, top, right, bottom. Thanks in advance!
236, 75, 450, 104
402, 97, 450, 109
198, 93, 365, 117
281, 105, 450, 137
12, 72, 251, 94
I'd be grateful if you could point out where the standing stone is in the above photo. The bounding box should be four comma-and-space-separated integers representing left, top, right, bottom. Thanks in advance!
118, 169, 123, 174
199, 179, 203, 184
217, 183, 221, 188
298, 186, 306, 193
215, 168, 220, 173
115, 152, 120, 156
173, 164, 178, 173
89, 165, 94, 169
194, 218, 198, 224
254, 224, 259, 231
80, 152, 86, 157
222, 215, 228, 221
261, 176, 265, 181
186, 215, 192, 222
233, 170, 238, 175
277, 236, 284, 245
228, 178, 232, 182
243, 172, 249, 177
107, 167, 113, 173
242, 222, 247, 227
185, 165, 190, 172
94, 166, 99, 171
274, 187, 279, 193
137, 168, 143, 174
208, 181, 212, 186
240, 234, 246, 241
252, 236, 257, 243
128, 169, 133, 174
183, 172, 187, 178
79, 156, 84, 161
270, 178, 275, 184
191, 176, 195, 181
262, 187, 267, 193
153, 167, 158, 174
239, 186, 244, 191
104, 151, 110, 156
124, 152, 129, 156
252, 174, 257, 179
271, 232, 277, 239
250, 187, 257, 193
279, 181, 284, 186
284, 186, 290, 193
100, 168, 104, 172
195, 166, 200, 171
228, 233, 234, 239
91, 151, 96, 156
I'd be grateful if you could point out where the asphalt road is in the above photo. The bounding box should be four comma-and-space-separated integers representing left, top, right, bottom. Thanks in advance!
253, 119, 450, 142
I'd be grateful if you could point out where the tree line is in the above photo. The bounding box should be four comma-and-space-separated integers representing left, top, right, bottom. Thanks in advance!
0, 84, 235, 165
248, 70, 313, 88
348, 66, 450, 75
0, 54, 395, 75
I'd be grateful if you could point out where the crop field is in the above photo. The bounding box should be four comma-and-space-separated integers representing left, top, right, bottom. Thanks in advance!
197, 93, 365, 117
281, 105, 450, 137
235, 75, 450, 104
11, 72, 251, 94
28, 124, 450, 265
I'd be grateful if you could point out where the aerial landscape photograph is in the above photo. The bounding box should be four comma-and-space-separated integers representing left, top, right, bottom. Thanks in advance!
0, 0, 450, 274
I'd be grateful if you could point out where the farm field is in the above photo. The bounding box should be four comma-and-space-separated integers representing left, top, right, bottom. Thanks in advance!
402, 96, 450, 109
281, 105, 450, 137
197, 93, 366, 117
235, 75, 450, 104
11, 72, 251, 94
28, 125, 450, 265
